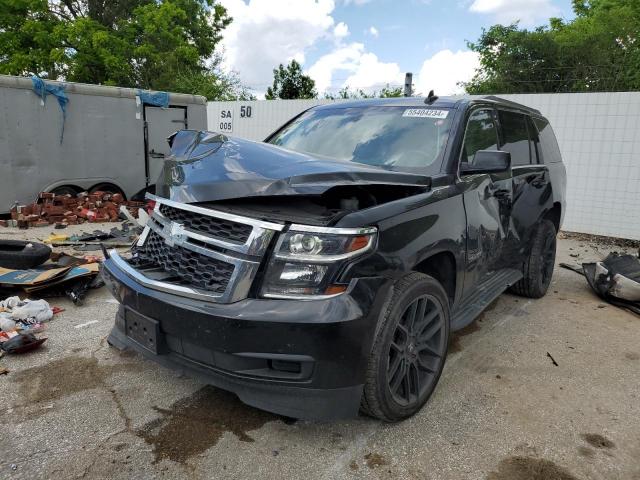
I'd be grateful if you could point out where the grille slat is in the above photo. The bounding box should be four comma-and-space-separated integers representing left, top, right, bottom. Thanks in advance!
159, 204, 252, 243
136, 231, 234, 293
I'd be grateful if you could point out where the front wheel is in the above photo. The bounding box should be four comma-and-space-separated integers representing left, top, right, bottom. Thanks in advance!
509, 219, 557, 298
361, 272, 450, 422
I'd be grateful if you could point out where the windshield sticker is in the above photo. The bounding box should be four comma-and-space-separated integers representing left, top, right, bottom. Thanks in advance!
402, 108, 449, 119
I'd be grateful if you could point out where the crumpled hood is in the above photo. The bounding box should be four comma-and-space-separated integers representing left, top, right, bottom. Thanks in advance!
155, 130, 431, 203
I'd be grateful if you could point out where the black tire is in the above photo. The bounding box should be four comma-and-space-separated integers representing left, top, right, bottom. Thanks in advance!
0, 240, 51, 269
509, 219, 557, 298
361, 272, 450, 422
50, 185, 79, 196
89, 183, 125, 198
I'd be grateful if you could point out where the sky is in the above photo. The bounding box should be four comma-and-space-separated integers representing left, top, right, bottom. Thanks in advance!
217, 0, 576, 98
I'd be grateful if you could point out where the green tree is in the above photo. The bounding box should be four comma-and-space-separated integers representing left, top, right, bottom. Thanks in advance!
324, 86, 374, 99
378, 84, 404, 97
464, 0, 640, 93
265, 60, 317, 99
0, 0, 246, 99
323, 84, 404, 99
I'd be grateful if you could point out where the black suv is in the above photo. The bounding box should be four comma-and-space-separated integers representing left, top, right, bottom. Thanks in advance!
102, 96, 566, 422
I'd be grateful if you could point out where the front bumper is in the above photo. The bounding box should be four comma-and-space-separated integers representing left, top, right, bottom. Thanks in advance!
101, 255, 391, 420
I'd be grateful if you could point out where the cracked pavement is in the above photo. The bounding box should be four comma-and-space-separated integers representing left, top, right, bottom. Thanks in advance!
1, 229, 639, 480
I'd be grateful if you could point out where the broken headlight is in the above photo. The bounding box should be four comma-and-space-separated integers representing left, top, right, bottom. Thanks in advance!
260, 225, 377, 299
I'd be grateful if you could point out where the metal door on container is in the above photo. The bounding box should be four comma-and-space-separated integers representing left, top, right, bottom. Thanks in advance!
144, 105, 188, 185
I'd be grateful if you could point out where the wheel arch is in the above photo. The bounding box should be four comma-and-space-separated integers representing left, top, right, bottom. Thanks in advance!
544, 202, 562, 232
413, 251, 457, 306
48, 184, 82, 195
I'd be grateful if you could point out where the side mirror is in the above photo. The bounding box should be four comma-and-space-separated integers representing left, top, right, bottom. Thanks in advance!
460, 150, 511, 174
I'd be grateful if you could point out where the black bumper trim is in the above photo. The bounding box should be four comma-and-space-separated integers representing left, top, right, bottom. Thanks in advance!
108, 326, 363, 421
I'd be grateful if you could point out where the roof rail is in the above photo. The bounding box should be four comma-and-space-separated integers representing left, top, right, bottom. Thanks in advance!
482, 95, 541, 114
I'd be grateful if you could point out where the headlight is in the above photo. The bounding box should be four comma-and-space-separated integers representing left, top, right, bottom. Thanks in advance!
260, 225, 377, 299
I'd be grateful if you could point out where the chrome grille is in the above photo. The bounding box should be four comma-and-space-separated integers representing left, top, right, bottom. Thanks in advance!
159, 204, 252, 244
137, 231, 234, 293
126, 195, 284, 303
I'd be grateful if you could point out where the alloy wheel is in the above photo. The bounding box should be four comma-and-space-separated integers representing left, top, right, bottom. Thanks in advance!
387, 295, 446, 406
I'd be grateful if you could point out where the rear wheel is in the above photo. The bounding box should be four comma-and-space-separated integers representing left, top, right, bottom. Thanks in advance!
361, 272, 450, 422
89, 183, 125, 198
50, 185, 79, 196
509, 219, 557, 298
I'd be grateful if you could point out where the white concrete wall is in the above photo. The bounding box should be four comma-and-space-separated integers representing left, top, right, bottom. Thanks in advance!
208, 93, 640, 240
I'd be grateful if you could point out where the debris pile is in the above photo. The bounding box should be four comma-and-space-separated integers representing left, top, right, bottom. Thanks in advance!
561, 251, 640, 316
43, 222, 141, 251
0, 296, 63, 355
0, 254, 104, 305
4, 191, 146, 229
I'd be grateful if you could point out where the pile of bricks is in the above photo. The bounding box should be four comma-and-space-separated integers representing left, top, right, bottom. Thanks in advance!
4, 191, 146, 229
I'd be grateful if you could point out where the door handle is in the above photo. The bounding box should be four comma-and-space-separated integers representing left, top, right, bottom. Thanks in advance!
531, 178, 546, 188
488, 184, 510, 199
492, 189, 510, 199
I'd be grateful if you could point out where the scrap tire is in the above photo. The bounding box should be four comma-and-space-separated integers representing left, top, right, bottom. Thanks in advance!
360, 272, 450, 422
0, 240, 52, 270
509, 219, 557, 299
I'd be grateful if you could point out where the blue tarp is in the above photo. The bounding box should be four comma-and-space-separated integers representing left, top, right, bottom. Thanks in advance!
31, 76, 69, 143
137, 89, 170, 108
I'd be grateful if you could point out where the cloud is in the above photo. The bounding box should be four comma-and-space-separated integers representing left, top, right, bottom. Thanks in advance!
415, 49, 480, 95
368, 26, 379, 37
469, 0, 560, 25
308, 43, 404, 94
218, 0, 336, 89
343, 0, 371, 5
334, 22, 350, 38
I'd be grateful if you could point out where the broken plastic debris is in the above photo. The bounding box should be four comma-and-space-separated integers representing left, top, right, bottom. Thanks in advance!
0, 333, 47, 354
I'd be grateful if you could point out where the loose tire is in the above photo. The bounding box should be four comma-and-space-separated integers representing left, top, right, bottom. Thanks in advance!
509, 219, 557, 298
361, 272, 450, 422
0, 240, 51, 269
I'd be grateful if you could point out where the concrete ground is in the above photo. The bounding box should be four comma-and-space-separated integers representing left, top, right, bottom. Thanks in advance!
1, 225, 639, 480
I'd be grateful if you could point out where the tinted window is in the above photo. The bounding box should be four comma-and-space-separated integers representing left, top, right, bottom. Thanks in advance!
526, 116, 541, 164
268, 106, 453, 172
533, 117, 562, 163
462, 109, 498, 165
499, 111, 530, 166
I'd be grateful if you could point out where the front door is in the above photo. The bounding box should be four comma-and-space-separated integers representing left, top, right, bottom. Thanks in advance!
458, 107, 513, 295
144, 105, 188, 185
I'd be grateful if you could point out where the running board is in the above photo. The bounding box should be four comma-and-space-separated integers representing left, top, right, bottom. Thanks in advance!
451, 269, 523, 331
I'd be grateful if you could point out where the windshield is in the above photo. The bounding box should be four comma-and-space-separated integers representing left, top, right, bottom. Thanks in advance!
268, 106, 453, 172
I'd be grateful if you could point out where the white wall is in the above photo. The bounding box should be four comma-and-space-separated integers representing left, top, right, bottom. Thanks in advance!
501, 93, 640, 241
208, 93, 640, 240
207, 99, 339, 141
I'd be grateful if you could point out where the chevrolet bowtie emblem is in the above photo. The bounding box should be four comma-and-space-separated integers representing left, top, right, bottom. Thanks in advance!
163, 221, 187, 247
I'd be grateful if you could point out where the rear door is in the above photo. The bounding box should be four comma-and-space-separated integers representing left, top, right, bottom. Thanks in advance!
144, 105, 188, 185
498, 110, 552, 264
458, 107, 513, 294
